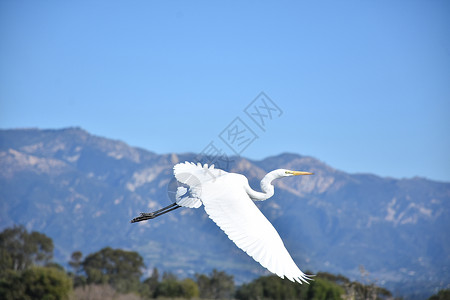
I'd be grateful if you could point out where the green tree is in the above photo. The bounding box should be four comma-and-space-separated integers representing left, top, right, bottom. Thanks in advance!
0, 270, 26, 300
235, 274, 344, 300
141, 267, 159, 298
181, 278, 200, 299
428, 289, 450, 300
154, 272, 183, 297
0, 266, 72, 300
68, 251, 86, 287
68, 251, 83, 274
153, 272, 200, 299
316, 272, 350, 286
0, 226, 53, 274
45, 262, 65, 271
236, 275, 306, 300
196, 269, 235, 299
82, 247, 144, 293
306, 278, 344, 300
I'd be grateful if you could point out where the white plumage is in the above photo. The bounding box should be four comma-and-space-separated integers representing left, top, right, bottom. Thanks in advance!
173, 161, 312, 283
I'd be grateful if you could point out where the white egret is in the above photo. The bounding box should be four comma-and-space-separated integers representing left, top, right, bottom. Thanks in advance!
131, 162, 314, 283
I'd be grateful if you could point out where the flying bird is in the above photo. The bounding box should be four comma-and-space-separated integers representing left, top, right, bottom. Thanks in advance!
131, 162, 314, 283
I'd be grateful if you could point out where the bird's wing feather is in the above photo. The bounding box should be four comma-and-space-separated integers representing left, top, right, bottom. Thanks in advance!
173, 162, 228, 207
175, 187, 202, 208
199, 173, 310, 283
174, 162, 228, 188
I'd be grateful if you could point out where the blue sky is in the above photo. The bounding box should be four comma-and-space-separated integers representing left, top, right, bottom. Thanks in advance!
1, 1, 449, 181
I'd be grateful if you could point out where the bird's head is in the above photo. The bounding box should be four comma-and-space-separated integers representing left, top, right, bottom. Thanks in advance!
279, 169, 314, 177
262, 169, 314, 187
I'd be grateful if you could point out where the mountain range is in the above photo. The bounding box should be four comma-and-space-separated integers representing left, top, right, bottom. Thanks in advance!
0, 127, 448, 299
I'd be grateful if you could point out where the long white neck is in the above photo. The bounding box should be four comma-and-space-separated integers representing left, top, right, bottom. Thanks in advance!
244, 170, 281, 201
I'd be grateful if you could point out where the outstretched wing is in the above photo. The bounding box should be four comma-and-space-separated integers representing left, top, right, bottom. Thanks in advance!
174, 162, 310, 283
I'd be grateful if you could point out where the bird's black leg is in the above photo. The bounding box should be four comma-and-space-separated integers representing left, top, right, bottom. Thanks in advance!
130, 203, 181, 223
143, 203, 178, 216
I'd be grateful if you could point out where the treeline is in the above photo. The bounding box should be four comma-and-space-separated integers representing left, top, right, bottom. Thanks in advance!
0, 226, 446, 300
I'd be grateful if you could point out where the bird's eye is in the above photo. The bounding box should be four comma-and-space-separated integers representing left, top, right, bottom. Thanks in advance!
285, 171, 289, 174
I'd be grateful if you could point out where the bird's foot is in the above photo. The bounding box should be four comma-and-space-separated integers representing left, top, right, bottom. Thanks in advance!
130, 203, 182, 223
130, 212, 155, 223
140, 212, 155, 217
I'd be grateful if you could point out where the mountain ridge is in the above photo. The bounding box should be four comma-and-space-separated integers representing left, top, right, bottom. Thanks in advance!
0, 127, 449, 299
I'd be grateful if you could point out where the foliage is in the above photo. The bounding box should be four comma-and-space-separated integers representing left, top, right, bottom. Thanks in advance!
180, 278, 200, 299
0, 227, 71, 299
0, 266, 72, 300
428, 289, 450, 300
306, 278, 345, 300
0, 225, 53, 274
46, 262, 66, 271
82, 247, 144, 294
151, 272, 199, 299
68, 251, 83, 274
154, 272, 184, 297
0, 270, 26, 300
235, 274, 344, 300
315, 272, 350, 285
141, 267, 159, 298
0, 227, 402, 300
68, 251, 86, 287
196, 269, 235, 299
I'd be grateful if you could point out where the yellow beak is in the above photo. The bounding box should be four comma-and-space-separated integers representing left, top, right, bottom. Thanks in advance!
289, 171, 314, 176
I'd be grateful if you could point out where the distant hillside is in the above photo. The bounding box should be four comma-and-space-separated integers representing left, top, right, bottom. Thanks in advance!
1, 127, 449, 299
